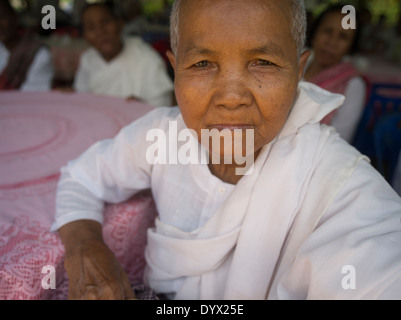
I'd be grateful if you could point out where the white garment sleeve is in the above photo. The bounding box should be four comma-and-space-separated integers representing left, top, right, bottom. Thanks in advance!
52, 167, 106, 231
277, 160, 401, 300
73, 52, 89, 92
20, 47, 54, 91
330, 77, 366, 143
51, 108, 170, 231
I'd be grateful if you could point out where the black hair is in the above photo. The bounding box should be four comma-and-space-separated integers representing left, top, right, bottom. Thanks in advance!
80, 1, 121, 22
307, 4, 361, 55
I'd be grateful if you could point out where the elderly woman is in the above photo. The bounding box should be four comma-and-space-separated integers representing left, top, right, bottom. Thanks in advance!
52, 0, 401, 300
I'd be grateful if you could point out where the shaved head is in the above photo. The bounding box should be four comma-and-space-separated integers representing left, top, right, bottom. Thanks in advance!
169, 0, 307, 57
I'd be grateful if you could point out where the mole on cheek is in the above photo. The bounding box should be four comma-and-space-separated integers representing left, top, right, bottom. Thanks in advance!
256, 76, 264, 89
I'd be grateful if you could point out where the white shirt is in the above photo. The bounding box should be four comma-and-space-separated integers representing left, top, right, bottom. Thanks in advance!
73, 36, 174, 107
0, 42, 54, 91
52, 83, 401, 300
330, 76, 366, 143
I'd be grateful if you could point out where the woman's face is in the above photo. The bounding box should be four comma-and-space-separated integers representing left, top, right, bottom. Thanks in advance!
168, 0, 308, 162
82, 6, 123, 62
312, 11, 356, 68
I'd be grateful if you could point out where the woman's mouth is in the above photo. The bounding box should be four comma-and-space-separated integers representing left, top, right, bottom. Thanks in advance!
208, 124, 254, 131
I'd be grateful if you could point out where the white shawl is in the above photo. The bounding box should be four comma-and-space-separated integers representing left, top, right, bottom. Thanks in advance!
144, 82, 364, 299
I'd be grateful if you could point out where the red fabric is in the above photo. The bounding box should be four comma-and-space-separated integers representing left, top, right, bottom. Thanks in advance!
308, 61, 359, 125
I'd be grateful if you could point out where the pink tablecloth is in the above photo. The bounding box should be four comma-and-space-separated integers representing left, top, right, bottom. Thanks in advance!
0, 91, 158, 299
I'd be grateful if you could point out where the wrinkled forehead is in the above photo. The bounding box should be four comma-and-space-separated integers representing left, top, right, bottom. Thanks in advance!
179, 0, 293, 23
177, 0, 296, 55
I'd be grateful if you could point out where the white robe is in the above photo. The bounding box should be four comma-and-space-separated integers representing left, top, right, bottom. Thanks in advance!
53, 82, 401, 300
0, 42, 54, 91
73, 36, 174, 107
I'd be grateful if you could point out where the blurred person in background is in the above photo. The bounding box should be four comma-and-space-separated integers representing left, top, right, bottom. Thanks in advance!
304, 4, 366, 143
73, 2, 174, 107
0, 0, 54, 91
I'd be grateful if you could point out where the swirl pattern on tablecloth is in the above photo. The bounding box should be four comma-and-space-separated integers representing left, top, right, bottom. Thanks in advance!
0, 215, 65, 300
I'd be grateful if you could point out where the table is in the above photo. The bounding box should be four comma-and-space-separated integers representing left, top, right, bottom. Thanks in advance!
0, 91, 158, 299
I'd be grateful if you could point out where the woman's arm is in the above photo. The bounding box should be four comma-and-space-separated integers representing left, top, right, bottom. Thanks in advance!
55, 163, 137, 299
58, 219, 135, 300
53, 114, 157, 299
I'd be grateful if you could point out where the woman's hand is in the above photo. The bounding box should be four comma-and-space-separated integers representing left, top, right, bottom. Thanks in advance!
58, 220, 136, 300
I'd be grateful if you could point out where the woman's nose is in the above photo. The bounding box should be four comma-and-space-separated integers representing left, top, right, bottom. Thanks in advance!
325, 33, 341, 50
212, 68, 253, 109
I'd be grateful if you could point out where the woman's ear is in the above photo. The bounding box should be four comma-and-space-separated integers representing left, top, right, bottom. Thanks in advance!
298, 49, 311, 81
166, 50, 177, 71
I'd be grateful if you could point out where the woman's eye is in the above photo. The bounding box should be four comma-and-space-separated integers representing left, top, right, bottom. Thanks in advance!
194, 60, 209, 68
255, 59, 273, 66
